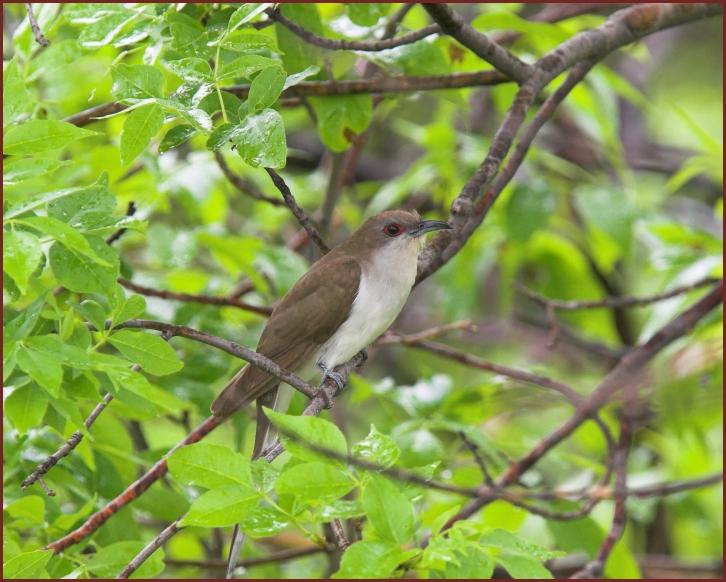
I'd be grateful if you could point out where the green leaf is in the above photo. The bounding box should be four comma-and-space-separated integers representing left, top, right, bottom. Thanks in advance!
505, 182, 556, 243
217, 55, 280, 81
159, 124, 197, 154
18, 216, 110, 265
120, 103, 165, 166
6, 495, 45, 525
74, 299, 108, 331
109, 368, 188, 413
4, 120, 98, 155
433, 544, 494, 579
333, 540, 405, 579
282, 65, 320, 90
48, 236, 119, 294
108, 329, 183, 375
87, 541, 164, 579
233, 108, 287, 168
309, 95, 372, 152
3, 158, 67, 185
265, 408, 348, 465
347, 4, 389, 26
495, 554, 553, 579
369, 40, 449, 77
3, 229, 42, 294
168, 443, 252, 489
180, 484, 260, 527
112, 63, 165, 100
47, 174, 117, 228
247, 66, 286, 113
5, 384, 49, 435
276, 462, 355, 503
16, 344, 63, 396
220, 31, 277, 52
238, 504, 290, 538
362, 475, 415, 544
227, 3, 270, 33
3, 57, 29, 125
3, 549, 53, 579
352, 425, 400, 468
112, 294, 147, 325
480, 529, 563, 562
164, 58, 213, 83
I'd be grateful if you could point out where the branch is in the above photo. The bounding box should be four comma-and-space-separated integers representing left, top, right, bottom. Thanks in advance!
115, 319, 319, 400
118, 521, 180, 578
117, 278, 273, 317
105, 201, 138, 245
25, 2, 49, 47
265, 168, 330, 255
434, 280, 723, 536
64, 72, 509, 128
46, 414, 223, 553
267, 7, 441, 51
21, 393, 114, 492
165, 546, 327, 570
214, 151, 284, 206
417, 2, 722, 282
377, 319, 477, 345
422, 4, 532, 84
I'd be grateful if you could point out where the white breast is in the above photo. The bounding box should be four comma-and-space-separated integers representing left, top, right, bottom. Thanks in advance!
317, 238, 419, 369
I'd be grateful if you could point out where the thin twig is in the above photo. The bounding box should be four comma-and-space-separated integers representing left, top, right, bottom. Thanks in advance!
378, 320, 477, 345
516, 276, 722, 311
215, 152, 284, 206
165, 546, 327, 570
21, 392, 115, 490
106, 201, 138, 245
118, 278, 272, 317
267, 7, 441, 51
25, 2, 49, 47
117, 521, 180, 578
265, 168, 330, 254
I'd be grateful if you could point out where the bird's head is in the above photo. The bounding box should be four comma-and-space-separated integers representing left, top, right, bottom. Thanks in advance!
347, 209, 452, 256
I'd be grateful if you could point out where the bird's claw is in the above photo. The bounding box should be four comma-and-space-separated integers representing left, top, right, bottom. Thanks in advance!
355, 349, 368, 366
319, 362, 346, 397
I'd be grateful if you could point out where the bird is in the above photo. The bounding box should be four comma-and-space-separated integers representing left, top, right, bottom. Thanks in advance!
211, 209, 450, 577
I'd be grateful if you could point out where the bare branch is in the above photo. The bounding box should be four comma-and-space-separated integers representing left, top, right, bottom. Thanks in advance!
377, 320, 477, 345
118, 521, 180, 578
265, 168, 330, 255
21, 393, 114, 491
215, 152, 284, 206
267, 6, 441, 51
517, 276, 722, 311
118, 278, 273, 317
423, 3, 532, 83
25, 2, 49, 47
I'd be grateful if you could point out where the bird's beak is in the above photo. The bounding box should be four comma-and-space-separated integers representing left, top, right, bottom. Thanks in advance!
409, 219, 452, 237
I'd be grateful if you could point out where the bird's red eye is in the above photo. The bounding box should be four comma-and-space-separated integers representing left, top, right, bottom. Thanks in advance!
384, 223, 403, 237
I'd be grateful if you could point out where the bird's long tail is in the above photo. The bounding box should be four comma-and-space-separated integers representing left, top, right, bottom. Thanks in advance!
225, 384, 294, 578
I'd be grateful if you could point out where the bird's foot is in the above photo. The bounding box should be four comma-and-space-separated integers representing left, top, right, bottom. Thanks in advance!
318, 362, 346, 398
354, 349, 368, 366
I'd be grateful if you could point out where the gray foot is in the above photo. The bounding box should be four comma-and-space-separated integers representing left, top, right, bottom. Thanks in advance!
318, 362, 346, 397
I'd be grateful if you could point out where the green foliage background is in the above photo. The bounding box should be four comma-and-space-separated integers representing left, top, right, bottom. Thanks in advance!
3, 3, 723, 579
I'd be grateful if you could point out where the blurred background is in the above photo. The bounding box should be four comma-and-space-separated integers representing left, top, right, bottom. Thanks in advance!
3, 3, 722, 579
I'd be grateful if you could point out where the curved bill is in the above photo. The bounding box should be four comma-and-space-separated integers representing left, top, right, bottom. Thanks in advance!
409, 220, 452, 237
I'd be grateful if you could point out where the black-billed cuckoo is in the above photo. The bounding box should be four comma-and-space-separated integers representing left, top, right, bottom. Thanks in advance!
214, 209, 450, 577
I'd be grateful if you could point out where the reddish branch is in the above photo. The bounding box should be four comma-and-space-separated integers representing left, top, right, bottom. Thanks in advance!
47, 414, 223, 554
117, 278, 273, 316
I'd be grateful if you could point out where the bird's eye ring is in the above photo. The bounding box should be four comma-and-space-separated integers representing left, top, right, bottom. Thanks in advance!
383, 223, 403, 237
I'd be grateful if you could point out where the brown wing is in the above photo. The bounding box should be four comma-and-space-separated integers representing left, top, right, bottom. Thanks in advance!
211, 255, 361, 417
